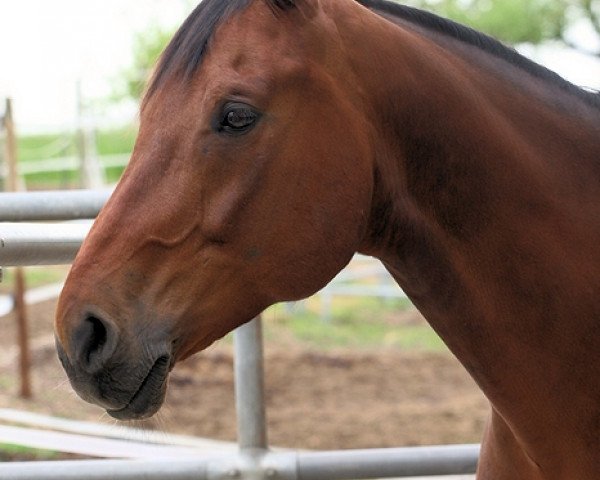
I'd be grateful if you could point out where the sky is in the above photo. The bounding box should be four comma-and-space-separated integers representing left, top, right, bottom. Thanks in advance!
1, 0, 600, 132
0, 0, 194, 132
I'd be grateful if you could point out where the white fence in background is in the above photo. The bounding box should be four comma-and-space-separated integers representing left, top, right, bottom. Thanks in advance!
16, 154, 128, 176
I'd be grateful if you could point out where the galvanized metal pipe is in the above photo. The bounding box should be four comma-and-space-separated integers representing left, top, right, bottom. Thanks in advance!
294, 445, 480, 479
0, 458, 209, 480
0, 222, 90, 266
234, 317, 268, 450
0, 446, 479, 480
0, 189, 110, 221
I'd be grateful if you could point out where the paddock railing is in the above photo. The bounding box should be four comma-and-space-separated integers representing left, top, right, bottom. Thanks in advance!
0, 189, 479, 480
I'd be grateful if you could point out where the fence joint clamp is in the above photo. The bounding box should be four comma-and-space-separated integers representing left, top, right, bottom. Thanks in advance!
206, 450, 297, 480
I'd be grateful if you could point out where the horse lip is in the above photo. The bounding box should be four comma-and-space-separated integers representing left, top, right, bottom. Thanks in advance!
107, 354, 170, 420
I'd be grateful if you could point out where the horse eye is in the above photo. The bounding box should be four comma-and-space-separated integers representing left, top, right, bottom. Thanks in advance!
218, 103, 259, 135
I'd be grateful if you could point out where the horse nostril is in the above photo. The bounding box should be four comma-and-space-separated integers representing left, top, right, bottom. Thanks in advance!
72, 314, 118, 373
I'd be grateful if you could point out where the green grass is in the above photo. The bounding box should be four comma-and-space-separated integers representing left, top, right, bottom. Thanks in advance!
105, 165, 127, 183
283, 317, 443, 350
18, 126, 136, 161
12, 126, 136, 189
263, 296, 446, 352
23, 171, 80, 190
17, 134, 76, 163
0, 266, 69, 294
0, 375, 13, 389
96, 127, 137, 156
0, 443, 60, 461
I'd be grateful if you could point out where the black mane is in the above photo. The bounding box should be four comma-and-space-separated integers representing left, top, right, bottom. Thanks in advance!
359, 0, 600, 109
146, 0, 600, 110
145, 0, 253, 98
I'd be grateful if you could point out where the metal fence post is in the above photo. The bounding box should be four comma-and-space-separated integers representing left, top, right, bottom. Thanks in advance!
233, 317, 268, 451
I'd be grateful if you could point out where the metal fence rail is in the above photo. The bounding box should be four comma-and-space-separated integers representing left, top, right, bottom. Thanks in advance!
0, 446, 480, 480
0, 189, 110, 221
0, 222, 91, 266
0, 189, 480, 479
0, 458, 211, 480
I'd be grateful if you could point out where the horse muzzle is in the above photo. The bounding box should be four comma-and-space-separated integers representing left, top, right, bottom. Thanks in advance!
105, 354, 171, 420
55, 309, 173, 420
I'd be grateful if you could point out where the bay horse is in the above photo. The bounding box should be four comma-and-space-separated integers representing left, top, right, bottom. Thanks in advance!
54, 0, 600, 478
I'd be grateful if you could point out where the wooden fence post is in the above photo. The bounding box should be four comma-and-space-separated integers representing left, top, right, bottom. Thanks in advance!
3, 98, 32, 399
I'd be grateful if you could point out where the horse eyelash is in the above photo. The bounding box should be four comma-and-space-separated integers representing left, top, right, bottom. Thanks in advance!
269, 0, 296, 11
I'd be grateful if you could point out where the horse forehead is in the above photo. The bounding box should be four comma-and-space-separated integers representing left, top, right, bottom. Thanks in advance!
145, 1, 327, 118
208, 2, 309, 70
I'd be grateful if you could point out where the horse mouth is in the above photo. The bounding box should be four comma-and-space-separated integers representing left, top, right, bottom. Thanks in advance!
107, 355, 170, 420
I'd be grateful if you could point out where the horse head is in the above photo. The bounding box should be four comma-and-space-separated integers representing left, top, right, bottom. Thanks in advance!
55, 0, 375, 419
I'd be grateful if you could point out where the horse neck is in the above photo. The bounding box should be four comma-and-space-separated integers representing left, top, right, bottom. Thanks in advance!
341, 4, 600, 461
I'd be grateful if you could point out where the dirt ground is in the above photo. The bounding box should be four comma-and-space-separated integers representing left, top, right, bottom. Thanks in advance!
0, 299, 489, 450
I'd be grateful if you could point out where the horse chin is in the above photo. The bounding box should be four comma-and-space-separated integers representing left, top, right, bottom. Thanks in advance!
106, 355, 171, 420
177, 342, 211, 362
